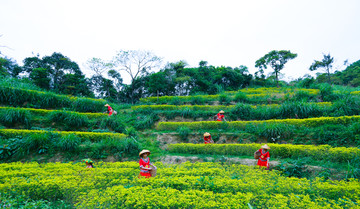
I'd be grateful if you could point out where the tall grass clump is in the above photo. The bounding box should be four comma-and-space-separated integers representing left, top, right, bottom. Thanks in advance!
57, 134, 81, 152
234, 91, 248, 103
169, 97, 183, 105
71, 97, 106, 113
218, 94, 231, 105
0, 108, 32, 128
293, 90, 314, 102
177, 126, 191, 141
190, 96, 206, 105
134, 113, 159, 130
99, 117, 126, 133
279, 102, 321, 119
48, 111, 89, 129
249, 123, 294, 141
230, 103, 252, 120
330, 96, 360, 117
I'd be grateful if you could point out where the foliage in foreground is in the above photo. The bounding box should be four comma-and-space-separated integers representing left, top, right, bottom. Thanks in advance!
0, 162, 359, 208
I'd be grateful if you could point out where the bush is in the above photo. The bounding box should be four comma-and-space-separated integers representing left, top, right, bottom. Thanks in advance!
230, 103, 252, 120
190, 96, 206, 105
99, 117, 126, 133
234, 91, 248, 103
48, 111, 89, 129
167, 143, 360, 163
218, 94, 231, 105
293, 90, 313, 102
177, 126, 191, 141
57, 134, 80, 152
256, 123, 294, 141
0, 86, 106, 112
0, 108, 32, 128
0, 129, 127, 142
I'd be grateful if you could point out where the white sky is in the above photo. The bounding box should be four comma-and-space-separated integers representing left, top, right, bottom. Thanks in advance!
1, 0, 359, 83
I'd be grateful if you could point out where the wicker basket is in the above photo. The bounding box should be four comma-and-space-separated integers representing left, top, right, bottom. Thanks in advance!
254, 151, 261, 159
150, 165, 157, 177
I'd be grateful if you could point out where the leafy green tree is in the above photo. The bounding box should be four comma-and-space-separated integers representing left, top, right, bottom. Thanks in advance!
332, 60, 360, 87
309, 53, 334, 84
29, 68, 51, 90
255, 50, 297, 87
23, 52, 92, 96
0, 57, 22, 77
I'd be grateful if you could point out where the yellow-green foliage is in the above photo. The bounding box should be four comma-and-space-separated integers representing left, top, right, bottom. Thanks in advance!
0, 106, 106, 119
0, 86, 106, 112
0, 162, 359, 208
140, 88, 321, 103
227, 87, 319, 95
168, 143, 360, 163
132, 102, 332, 111
140, 95, 219, 103
157, 115, 360, 130
351, 91, 360, 95
0, 129, 126, 142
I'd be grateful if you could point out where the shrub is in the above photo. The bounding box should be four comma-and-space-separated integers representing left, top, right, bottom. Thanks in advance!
48, 111, 89, 129
0, 86, 106, 112
0, 108, 32, 128
0, 129, 127, 142
230, 103, 252, 120
167, 143, 360, 163
190, 96, 206, 105
256, 123, 294, 141
57, 134, 80, 152
218, 94, 231, 105
177, 126, 191, 141
99, 117, 126, 133
234, 91, 248, 103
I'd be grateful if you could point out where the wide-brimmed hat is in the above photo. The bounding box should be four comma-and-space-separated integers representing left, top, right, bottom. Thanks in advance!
219, 110, 225, 114
82, 159, 93, 164
203, 132, 211, 137
139, 150, 151, 157
104, 104, 110, 107
261, 144, 270, 150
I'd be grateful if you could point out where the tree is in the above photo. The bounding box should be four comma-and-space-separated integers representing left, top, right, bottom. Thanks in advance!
86, 57, 113, 76
111, 50, 162, 103
255, 50, 297, 87
23, 52, 92, 96
29, 68, 51, 90
0, 57, 22, 77
309, 53, 334, 84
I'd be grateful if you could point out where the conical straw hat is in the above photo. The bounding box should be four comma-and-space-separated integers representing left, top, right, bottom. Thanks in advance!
219, 110, 225, 113
203, 132, 211, 137
139, 150, 151, 157
261, 144, 270, 149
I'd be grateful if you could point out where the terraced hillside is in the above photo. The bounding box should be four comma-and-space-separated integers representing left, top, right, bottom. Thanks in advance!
1, 82, 360, 208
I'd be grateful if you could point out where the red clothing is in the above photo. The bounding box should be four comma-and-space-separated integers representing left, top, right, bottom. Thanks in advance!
216, 113, 224, 121
204, 136, 212, 144
107, 106, 113, 116
139, 157, 151, 178
257, 149, 270, 168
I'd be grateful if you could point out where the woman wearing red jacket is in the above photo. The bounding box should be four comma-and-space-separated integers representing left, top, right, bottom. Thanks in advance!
105, 104, 114, 116
216, 110, 226, 121
257, 144, 270, 169
203, 132, 214, 144
139, 150, 156, 178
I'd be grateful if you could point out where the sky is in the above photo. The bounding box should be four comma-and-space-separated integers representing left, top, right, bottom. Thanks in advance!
1, 0, 359, 83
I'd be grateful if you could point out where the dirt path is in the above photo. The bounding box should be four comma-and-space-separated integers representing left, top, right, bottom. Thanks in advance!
160, 155, 281, 167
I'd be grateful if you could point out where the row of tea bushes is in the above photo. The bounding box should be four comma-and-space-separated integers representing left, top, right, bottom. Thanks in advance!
0, 162, 359, 208
0, 86, 106, 112
167, 143, 360, 163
